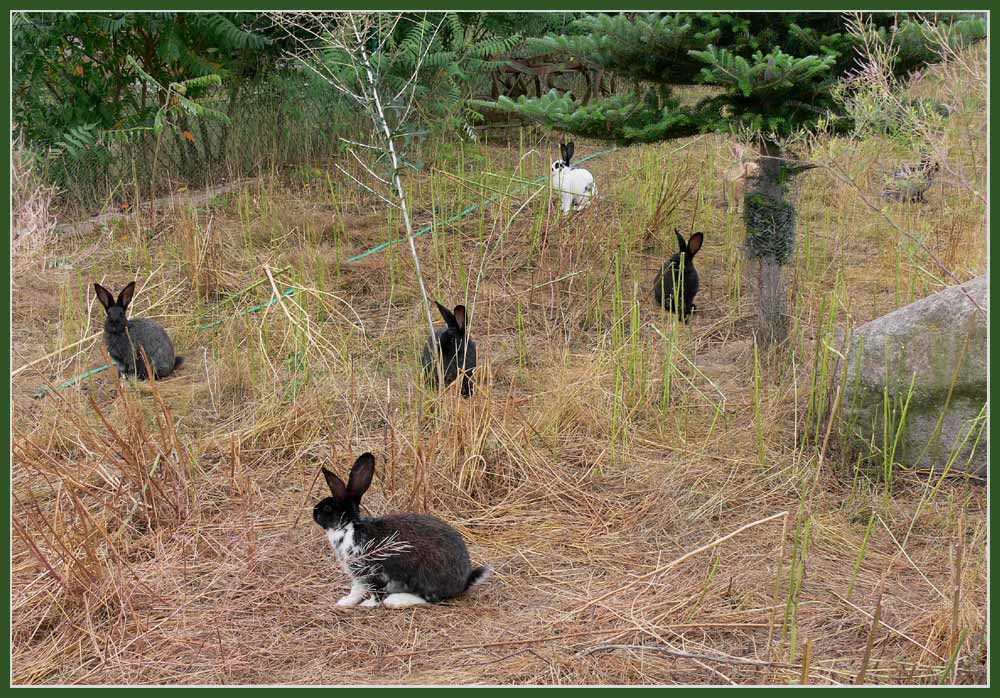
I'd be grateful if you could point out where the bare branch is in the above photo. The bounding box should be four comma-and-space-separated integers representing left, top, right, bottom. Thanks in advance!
268, 11, 447, 382
332, 163, 397, 209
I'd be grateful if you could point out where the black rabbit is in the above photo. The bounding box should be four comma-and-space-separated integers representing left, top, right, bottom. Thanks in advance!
652, 231, 704, 321
421, 301, 477, 397
314, 453, 492, 608
94, 281, 183, 379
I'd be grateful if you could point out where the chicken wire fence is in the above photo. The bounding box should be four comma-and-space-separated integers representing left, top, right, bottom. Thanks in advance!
38, 76, 359, 219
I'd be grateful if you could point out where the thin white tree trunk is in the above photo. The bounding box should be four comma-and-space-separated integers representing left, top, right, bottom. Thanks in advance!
354, 30, 443, 386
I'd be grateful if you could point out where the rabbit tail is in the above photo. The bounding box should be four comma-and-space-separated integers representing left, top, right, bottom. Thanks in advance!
465, 565, 493, 591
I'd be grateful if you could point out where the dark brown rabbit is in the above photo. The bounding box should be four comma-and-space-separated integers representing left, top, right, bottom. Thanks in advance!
652, 231, 704, 321
421, 301, 477, 397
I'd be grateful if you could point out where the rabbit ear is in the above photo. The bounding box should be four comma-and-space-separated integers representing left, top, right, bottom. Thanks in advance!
436, 301, 458, 329
559, 142, 567, 163
94, 283, 114, 311
322, 467, 348, 500
452, 305, 466, 332
117, 281, 136, 310
346, 453, 375, 499
687, 232, 704, 257
565, 141, 575, 164
674, 229, 687, 253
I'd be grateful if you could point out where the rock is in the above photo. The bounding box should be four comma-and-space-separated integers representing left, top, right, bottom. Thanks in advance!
837, 276, 987, 477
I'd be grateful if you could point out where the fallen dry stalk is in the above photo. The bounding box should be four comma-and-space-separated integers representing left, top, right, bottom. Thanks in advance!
386, 627, 624, 660
578, 643, 801, 670
11, 332, 102, 377
386, 622, 771, 661
568, 511, 790, 617
830, 591, 944, 662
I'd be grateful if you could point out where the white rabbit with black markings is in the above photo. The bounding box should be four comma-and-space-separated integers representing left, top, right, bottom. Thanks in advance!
551, 141, 596, 213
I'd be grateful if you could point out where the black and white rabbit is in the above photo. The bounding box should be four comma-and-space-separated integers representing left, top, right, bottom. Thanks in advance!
314, 453, 492, 609
421, 301, 477, 397
652, 230, 704, 321
551, 141, 596, 213
94, 281, 183, 379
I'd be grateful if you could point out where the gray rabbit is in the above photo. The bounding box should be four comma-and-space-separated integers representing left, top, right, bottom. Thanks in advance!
94, 281, 183, 380
421, 301, 477, 397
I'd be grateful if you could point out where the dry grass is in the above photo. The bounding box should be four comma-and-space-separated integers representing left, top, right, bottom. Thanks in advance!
10, 56, 987, 686
11, 131, 58, 272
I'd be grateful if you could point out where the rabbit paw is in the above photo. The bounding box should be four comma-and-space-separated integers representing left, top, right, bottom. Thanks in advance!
336, 580, 368, 607
336, 594, 364, 607
383, 593, 429, 609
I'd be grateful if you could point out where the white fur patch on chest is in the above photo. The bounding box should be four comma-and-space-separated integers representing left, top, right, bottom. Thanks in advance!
326, 524, 361, 576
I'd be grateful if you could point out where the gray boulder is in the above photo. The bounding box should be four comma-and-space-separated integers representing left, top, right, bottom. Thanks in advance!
837, 276, 987, 477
